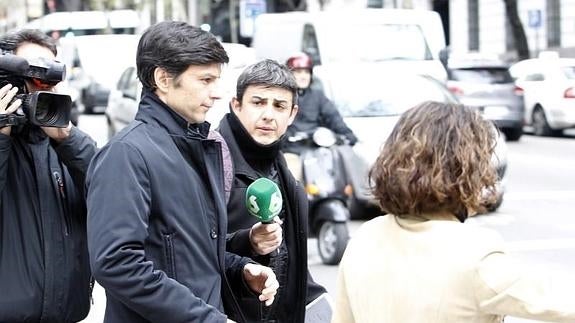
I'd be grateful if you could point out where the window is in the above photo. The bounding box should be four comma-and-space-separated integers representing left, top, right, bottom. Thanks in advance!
547, 0, 561, 47
302, 24, 321, 65
468, 0, 479, 51
451, 68, 513, 84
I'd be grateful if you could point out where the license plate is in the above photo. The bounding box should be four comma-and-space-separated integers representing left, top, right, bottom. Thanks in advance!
482, 105, 509, 118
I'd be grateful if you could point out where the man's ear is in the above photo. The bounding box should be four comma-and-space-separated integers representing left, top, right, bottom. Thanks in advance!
231, 97, 241, 113
288, 104, 299, 125
153, 67, 171, 94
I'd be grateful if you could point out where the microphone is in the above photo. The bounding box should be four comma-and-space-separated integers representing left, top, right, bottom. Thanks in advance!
245, 178, 283, 224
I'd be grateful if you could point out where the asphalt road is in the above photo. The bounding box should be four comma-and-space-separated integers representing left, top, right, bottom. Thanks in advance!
79, 115, 575, 322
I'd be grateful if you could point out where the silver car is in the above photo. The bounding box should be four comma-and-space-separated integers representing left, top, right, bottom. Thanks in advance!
447, 60, 525, 141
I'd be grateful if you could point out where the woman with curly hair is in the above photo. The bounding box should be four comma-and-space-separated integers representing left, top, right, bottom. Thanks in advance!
332, 101, 575, 323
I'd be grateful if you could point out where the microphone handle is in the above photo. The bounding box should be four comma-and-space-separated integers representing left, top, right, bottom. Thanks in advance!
260, 219, 278, 256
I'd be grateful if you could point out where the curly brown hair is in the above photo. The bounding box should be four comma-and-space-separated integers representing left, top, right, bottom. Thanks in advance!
369, 101, 498, 221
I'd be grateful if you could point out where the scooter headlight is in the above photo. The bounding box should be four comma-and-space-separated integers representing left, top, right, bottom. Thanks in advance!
312, 127, 337, 147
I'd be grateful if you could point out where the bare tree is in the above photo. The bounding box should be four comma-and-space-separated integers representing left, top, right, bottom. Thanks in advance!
502, 0, 530, 60
277, 0, 306, 11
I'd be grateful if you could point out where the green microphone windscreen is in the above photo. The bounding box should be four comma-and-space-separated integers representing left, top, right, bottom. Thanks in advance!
245, 178, 282, 223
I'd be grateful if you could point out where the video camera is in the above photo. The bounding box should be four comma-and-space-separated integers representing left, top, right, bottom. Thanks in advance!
0, 53, 71, 128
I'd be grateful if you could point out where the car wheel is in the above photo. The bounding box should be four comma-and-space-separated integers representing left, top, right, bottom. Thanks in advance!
532, 108, 555, 136
317, 221, 349, 265
503, 127, 522, 141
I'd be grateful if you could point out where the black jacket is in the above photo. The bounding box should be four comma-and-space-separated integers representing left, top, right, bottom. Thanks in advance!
86, 91, 252, 323
0, 125, 97, 323
219, 113, 326, 323
285, 87, 357, 147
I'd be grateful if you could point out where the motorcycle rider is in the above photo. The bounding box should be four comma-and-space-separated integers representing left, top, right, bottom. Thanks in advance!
283, 52, 357, 180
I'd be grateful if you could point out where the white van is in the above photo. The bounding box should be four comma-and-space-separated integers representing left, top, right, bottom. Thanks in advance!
251, 8, 447, 81
23, 10, 141, 36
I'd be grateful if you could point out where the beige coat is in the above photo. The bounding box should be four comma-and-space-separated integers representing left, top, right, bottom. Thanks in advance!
333, 214, 575, 323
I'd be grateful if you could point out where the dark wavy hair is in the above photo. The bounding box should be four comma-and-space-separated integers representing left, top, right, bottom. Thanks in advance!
369, 101, 497, 220
137, 21, 229, 91
236, 59, 298, 107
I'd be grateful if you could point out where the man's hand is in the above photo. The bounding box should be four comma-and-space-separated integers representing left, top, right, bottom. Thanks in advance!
42, 122, 72, 143
0, 84, 22, 136
243, 263, 278, 306
249, 218, 283, 255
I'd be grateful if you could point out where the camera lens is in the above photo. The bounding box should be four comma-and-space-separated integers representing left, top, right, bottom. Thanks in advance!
34, 94, 59, 124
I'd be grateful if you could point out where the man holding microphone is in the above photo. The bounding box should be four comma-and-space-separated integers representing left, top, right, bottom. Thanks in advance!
218, 59, 328, 323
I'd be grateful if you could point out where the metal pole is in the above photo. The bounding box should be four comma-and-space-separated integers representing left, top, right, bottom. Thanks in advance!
229, 0, 238, 43
188, 0, 197, 25
535, 28, 539, 57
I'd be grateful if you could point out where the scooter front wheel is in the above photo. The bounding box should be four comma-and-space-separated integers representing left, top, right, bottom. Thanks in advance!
317, 221, 349, 265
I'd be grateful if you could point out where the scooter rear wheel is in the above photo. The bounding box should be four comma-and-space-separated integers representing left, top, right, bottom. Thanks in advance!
317, 221, 349, 265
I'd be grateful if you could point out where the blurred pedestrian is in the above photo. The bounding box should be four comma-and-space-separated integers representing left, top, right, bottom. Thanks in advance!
0, 29, 97, 322
333, 101, 575, 322
86, 21, 278, 323
218, 59, 329, 322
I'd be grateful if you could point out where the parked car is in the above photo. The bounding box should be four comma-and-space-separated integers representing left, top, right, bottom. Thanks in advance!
105, 43, 255, 139
315, 67, 508, 218
447, 59, 524, 141
509, 52, 575, 136
59, 34, 141, 114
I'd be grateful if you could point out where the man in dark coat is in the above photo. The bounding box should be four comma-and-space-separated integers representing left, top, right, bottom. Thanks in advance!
0, 29, 97, 323
86, 22, 278, 323
219, 59, 328, 323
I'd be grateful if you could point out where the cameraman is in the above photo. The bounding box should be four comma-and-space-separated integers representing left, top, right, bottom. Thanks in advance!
0, 29, 97, 323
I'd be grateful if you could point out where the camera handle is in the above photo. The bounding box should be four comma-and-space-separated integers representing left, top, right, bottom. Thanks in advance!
0, 114, 26, 128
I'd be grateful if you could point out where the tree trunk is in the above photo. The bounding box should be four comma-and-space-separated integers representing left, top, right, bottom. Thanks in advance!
277, 0, 307, 11
503, 0, 530, 60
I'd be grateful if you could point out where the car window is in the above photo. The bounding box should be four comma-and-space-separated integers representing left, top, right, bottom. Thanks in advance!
117, 67, 134, 90
302, 24, 321, 65
126, 70, 139, 99
332, 75, 456, 117
322, 23, 432, 63
450, 68, 513, 84
562, 66, 575, 80
524, 73, 545, 82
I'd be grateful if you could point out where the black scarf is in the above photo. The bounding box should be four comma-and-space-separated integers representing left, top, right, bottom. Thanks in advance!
226, 111, 284, 175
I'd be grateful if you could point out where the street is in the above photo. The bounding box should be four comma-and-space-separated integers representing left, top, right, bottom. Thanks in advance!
79, 114, 575, 323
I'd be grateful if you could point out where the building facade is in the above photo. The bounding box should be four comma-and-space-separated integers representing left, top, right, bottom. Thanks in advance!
449, 0, 575, 60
